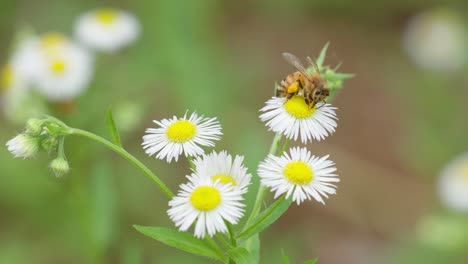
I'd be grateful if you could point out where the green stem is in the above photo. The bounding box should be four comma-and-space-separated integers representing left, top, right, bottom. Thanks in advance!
226, 222, 237, 247
205, 236, 226, 261
216, 233, 232, 250
280, 138, 290, 156
69, 128, 174, 199
244, 133, 282, 228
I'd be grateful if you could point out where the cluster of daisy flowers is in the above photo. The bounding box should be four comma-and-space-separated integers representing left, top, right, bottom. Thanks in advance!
1, 8, 140, 122
142, 112, 250, 238
6, 44, 352, 246
141, 47, 351, 236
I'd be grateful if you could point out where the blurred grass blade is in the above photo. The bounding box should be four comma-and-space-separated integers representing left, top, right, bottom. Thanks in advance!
316, 42, 330, 67
133, 226, 226, 261
106, 107, 122, 147
91, 160, 116, 256
227, 247, 256, 264
281, 249, 290, 264
304, 258, 318, 264
237, 195, 292, 240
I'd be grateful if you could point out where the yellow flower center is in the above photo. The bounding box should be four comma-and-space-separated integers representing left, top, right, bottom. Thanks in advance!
283, 161, 314, 185
50, 59, 67, 74
190, 186, 221, 211
41, 33, 66, 52
284, 96, 316, 119
95, 8, 118, 25
1, 65, 13, 91
458, 162, 468, 185
212, 174, 237, 186
166, 120, 197, 143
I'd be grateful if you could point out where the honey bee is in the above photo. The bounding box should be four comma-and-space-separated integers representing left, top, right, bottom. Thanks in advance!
276, 53, 330, 108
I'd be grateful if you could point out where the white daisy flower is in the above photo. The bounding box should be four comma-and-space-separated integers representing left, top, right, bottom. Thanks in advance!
258, 147, 339, 205
193, 150, 251, 191
74, 8, 140, 52
6, 134, 41, 159
33, 33, 94, 101
438, 152, 468, 212
259, 96, 337, 144
168, 173, 246, 238
402, 9, 467, 72
142, 112, 222, 163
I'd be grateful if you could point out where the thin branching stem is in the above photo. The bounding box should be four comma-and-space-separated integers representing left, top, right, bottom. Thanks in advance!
70, 128, 174, 199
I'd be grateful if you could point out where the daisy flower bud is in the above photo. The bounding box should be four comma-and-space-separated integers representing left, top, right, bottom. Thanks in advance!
74, 8, 140, 52
49, 156, 70, 177
6, 133, 41, 159
25, 118, 44, 135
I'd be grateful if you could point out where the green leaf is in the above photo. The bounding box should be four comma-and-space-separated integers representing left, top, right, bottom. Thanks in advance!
105, 107, 122, 147
281, 249, 291, 264
325, 73, 354, 82
228, 247, 257, 264
304, 258, 318, 264
316, 42, 330, 67
237, 195, 292, 240
242, 234, 260, 263
133, 225, 226, 261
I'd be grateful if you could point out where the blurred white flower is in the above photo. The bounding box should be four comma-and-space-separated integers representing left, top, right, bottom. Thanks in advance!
438, 152, 468, 212
33, 33, 94, 101
1, 62, 47, 123
74, 8, 140, 52
258, 147, 339, 205
259, 96, 337, 144
168, 173, 246, 238
402, 9, 467, 72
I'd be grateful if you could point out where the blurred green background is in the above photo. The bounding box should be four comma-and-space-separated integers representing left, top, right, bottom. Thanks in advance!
1, 0, 468, 263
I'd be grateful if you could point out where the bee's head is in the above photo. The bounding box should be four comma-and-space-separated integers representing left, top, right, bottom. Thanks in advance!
313, 89, 330, 102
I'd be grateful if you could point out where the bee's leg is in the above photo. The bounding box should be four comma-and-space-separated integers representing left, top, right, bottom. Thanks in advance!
316, 100, 326, 109
286, 93, 294, 99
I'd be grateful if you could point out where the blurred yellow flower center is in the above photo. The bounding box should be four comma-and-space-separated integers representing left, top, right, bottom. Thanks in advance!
166, 120, 196, 143
212, 174, 237, 186
284, 96, 315, 118
41, 33, 66, 52
1, 65, 13, 90
458, 162, 468, 184
284, 161, 314, 185
50, 59, 67, 74
190, 186, 221, 211
95, 9, 118, 25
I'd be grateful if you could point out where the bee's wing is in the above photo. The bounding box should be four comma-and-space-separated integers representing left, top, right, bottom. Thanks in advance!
282, 53, 314, 82
306, 56, 320, 72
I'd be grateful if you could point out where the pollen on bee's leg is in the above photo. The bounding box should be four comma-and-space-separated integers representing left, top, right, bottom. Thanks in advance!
287, 82, 300, 94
